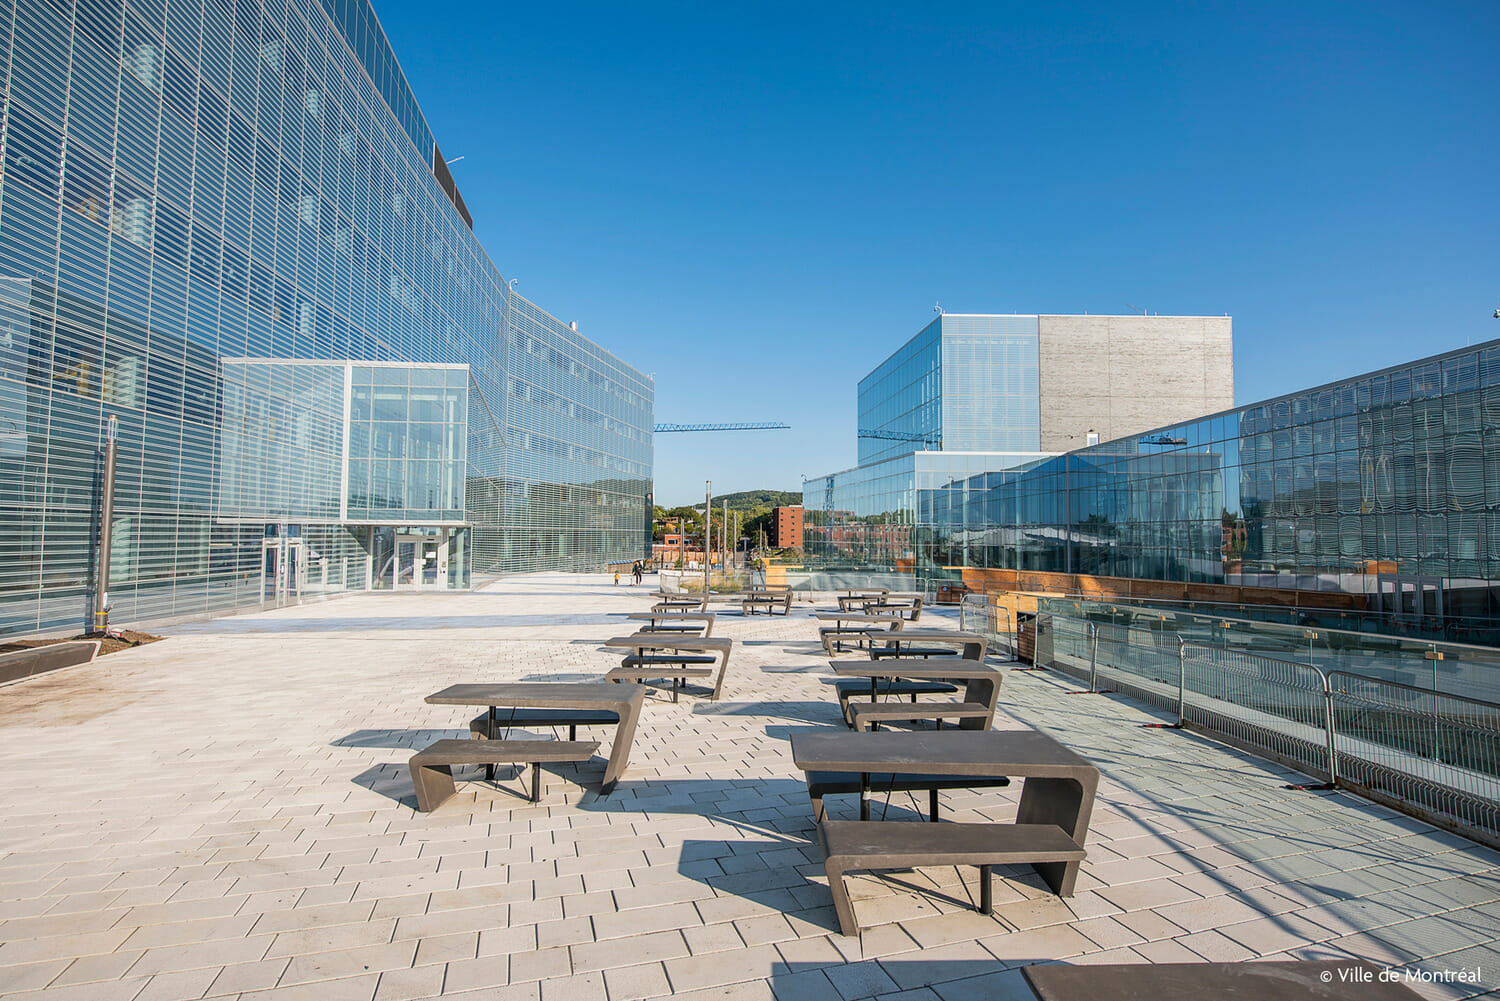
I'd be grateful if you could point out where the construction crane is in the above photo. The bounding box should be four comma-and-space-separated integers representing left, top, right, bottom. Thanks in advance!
858, 428, 942, 447
654, 422, 790, 433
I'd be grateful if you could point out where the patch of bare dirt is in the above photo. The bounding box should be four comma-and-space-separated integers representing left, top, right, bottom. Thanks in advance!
0, 630, 163, 656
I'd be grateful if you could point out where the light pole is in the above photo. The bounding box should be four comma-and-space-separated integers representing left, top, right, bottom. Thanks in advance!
94, 415, 118, 634
704, 481, 712, 594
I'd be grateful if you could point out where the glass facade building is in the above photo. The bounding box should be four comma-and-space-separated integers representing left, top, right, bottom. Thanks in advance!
0, 0, 652, 636
809, 338, 1500, 621
857, 314, 1041, 464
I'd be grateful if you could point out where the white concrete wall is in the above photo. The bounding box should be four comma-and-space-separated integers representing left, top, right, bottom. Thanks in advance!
1037, 315, 1233, 451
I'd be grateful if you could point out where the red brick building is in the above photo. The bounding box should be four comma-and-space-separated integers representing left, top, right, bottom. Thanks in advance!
769, 506, 804, 549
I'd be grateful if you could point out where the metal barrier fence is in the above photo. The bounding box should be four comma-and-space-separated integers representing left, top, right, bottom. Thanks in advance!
1038, 612, 1500, 849
1034, 595, 1500, 705
960, 594, 1014, 660
1330, 673, 1500, 844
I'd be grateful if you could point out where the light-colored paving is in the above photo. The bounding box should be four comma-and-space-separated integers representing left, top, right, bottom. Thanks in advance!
1, 573, 1497, 1001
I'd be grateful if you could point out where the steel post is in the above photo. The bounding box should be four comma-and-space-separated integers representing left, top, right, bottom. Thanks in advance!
94, 416, 118, 633
1175, 637, 1187, 726
1088, 622, 1099, 693
1322, 682, 1339, 786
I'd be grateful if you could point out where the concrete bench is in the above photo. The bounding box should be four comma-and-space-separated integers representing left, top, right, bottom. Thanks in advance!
819, 820, 1087, 936
627, 611, 716, 636
842, 668, 1002, 732
848, 701, 994, 732
833, 679, 959, 725
651, 597, 708, 613
869, 645, 965, 660
468, 709, 620, 741
741, 592, 792, 616
602, 635, 733, 700
863, 596, 923, 622
820, 621, 904, 655
606, 658, 715, 701
409, 738, 599, 810
805, 770, 1010, 823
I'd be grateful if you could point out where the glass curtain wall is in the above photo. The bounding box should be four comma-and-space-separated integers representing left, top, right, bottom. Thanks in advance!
0, 0, 650, 637
857, 319, 940, 464
938, 314, 1040, 452
878, 340, 1500, 615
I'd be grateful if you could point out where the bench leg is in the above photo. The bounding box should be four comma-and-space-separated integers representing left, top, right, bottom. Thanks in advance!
929, 788, 940, 822
1017, 776, 1088, 896
410, 761, 456, 813
824, 858, 860, 937
529, 762, 541, 803
979, 865, 992, 915
809, 788, 827, 824
601, 701, 641, 796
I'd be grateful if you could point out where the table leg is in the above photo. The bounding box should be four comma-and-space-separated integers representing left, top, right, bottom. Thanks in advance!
1016, 776, 1094, 896
487, 706, 497, 780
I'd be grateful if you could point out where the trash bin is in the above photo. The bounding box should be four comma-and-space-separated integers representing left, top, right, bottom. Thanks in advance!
1015, 612, 1036, 664
936, 583, 969, 605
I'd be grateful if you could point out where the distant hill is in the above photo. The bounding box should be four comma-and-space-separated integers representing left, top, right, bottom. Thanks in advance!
657, 489, 801, 515
714, 489, 802, 512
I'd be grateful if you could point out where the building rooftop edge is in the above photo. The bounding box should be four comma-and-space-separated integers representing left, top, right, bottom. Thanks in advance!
1073, 334, 1500, 455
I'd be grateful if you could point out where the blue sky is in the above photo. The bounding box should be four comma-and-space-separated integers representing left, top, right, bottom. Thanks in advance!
373, 0, 1500, 506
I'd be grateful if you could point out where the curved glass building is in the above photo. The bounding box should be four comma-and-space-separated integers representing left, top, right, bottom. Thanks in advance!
0, 0, 653, 636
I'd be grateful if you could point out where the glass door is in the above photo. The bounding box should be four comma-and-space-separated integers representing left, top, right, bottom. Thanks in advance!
396, 539, 418, 587
419, 537, 441, 586
285, 541, 304, 598
261, 541, 280, 604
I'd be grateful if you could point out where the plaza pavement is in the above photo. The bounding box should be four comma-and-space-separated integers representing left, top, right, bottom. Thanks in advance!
0, 572, 1498, 1001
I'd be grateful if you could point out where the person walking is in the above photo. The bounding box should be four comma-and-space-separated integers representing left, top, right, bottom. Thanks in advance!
613, 569, 620, 586
633, 562, 643, 585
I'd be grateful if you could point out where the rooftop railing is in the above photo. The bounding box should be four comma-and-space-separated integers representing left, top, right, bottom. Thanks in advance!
1034, 596, 1500, 704
1035, 611, 1500, 849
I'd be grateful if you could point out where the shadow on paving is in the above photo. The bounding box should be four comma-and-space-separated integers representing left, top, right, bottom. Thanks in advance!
772, 960, 1048, 999
169, 613, 616, 634
691, 700, 844, 727
351, 758, 600, 811
333, 727, 464, 749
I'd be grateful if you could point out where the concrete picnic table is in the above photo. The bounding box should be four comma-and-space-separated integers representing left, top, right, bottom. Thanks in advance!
601, 634, 734, 700
424, 682, 646, 794
791, 728, 1100, 935
625, 611, 715, 635
815, 611, 907, 653
828, 658, 1005, 731
865, 628, 987, 661
790, 728, 1099, 893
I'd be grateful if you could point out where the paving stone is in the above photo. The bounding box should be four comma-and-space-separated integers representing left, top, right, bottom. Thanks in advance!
3, 575, 1498, 1001
205, 957, 294, 996
134, 967, 223, 1001
663, 943, 781, 992
372, 963, 447, 1001
602, 962, 673, 1001
441, 954, 510, 992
